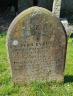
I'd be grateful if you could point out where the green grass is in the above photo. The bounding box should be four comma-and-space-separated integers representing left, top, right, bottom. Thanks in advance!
0, 33, 73, 96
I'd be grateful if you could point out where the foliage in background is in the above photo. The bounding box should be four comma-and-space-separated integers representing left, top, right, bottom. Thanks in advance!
66, 26, 71, 40
0, 0, 18, 12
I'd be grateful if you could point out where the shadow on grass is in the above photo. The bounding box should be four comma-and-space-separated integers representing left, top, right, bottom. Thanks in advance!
64, 75, 73, 83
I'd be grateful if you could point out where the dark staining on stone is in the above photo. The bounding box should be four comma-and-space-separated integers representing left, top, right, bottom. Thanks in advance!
34, 25, 39, 30
36, 36, 40, 41
14, 62, 18, 64
46, 42, 49, 45
15, 49, 17, 51
30, 29, 40, 39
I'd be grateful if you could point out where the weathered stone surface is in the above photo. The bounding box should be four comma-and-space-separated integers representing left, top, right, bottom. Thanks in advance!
6, 6, 67, 85
52, 0, 62, 18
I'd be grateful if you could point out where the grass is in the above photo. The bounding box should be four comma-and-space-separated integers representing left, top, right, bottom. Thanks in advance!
0, 32, 73, 96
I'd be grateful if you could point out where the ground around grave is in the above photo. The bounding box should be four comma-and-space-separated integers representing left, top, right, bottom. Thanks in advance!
0, 9, 73, 96
0, 33, 73, 96
0, 10, 73, 34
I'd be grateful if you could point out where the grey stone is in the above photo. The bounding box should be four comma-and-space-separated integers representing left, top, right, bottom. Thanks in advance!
6, 6, 67, 86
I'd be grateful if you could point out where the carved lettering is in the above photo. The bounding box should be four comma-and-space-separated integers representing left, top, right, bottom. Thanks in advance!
6, 7, 67, 85
34, 25, 39, 30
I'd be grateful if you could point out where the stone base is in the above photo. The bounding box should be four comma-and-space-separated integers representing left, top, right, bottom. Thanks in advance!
60, 18, 68, 31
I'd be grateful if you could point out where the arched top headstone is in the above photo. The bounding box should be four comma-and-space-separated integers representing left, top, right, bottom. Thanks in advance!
6, 6, 67, 86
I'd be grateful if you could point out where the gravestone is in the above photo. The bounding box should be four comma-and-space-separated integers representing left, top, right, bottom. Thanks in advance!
52, 0, 62, 18
6, 6, 67, 86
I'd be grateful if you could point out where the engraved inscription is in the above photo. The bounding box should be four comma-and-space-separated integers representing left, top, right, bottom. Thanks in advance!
34, 25, 39, 30
6, 7, 67, 85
